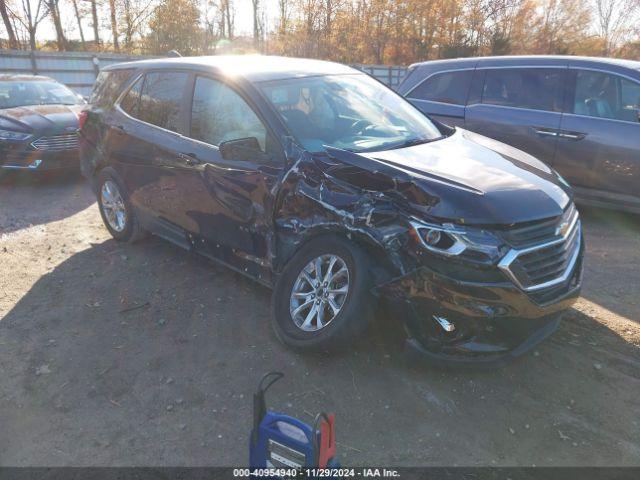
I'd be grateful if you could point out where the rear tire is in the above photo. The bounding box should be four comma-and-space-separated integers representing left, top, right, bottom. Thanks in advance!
96, 168, 145, 243
271, 235, 375, 351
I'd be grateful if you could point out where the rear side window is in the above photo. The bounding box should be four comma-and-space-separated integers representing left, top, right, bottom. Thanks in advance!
407, 70, 473, 105
481, 68, 562, 112
136, 71, 189, 132
90, 69, 134, 108
120, 76, 143, 117
572, 70, 640, 122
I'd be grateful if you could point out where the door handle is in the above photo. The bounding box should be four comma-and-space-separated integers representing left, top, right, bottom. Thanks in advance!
532, 127, 559, 137
558, 132, 586, 141
177, 152, 200, 166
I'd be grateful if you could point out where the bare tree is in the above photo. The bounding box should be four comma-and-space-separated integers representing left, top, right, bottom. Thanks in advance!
87, 0, 100, 45
277, 0, 288, 35
251, 0, 261, 47
203, 0, 233, 41
222, 0, 233, 39
593, 0, 639, 54
121, 0, 155, 51
13, 0, 49, 50
71, 0, 86, 47
108, 0, 119, 50
47, 0, 66, 50
0, 0, 20, 48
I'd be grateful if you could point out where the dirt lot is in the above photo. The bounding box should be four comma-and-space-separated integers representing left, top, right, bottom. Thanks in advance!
0, 175, 639, 467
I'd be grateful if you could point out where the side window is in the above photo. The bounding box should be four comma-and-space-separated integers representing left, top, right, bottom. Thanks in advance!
621, 79, 640, 116
190, 76, 267, 150
573, 70, 640, 122
119, 76, 144, 117
407, 70, 473, 105
482, 68, 562, 112
90, 69, 134, 108
137, 71, 189, 132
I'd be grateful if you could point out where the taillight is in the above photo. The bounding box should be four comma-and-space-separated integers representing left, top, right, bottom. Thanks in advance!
78, 110, 89, 131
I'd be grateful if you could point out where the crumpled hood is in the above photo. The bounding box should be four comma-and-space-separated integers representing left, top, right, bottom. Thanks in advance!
0, 104, 81, 134
341, 128, 571, 226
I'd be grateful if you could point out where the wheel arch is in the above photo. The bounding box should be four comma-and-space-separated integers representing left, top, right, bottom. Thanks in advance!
273, 225, 397, 288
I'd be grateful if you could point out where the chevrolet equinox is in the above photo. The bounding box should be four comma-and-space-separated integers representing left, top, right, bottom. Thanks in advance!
79, 56, 584, 364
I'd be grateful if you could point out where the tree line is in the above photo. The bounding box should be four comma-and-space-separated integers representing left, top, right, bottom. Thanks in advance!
0, 0, 638, 64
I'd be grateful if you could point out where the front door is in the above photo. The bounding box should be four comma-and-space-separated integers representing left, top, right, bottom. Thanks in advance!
178, 75, 285, 281
465, 67, 565, 167
555, 68, 640, 200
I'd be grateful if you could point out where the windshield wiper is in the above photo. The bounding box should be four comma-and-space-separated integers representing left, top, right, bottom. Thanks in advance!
398, 136, 443, 148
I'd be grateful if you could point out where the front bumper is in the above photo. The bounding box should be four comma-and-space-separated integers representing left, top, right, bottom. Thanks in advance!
1, 147, 80, 171
376, 250, 582, 365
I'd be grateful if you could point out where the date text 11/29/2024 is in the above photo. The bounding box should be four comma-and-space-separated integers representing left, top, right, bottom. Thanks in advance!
234, 468, 400, 477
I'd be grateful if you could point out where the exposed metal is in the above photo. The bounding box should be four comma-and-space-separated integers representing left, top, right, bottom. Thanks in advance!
433, 315, 455, 332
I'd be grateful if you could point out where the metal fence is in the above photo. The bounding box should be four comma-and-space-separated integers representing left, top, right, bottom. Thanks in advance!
352, 64, 407, 88
0, 50, 153, 96
0, 50, 407, 96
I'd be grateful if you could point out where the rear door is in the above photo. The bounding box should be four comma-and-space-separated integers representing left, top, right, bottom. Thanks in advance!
404, 69, 474, 127
555, 67, 640, 199
465, 67, 566, 167
110, 70, 193, 247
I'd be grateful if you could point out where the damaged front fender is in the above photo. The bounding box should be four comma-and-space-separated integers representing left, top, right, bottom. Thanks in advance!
272, 141, 421, 278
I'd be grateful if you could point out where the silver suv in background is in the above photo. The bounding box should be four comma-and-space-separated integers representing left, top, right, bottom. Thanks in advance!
397, 56, 640, 213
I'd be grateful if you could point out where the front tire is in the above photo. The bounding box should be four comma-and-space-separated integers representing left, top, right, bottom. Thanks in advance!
96, 169, 145, 243
271, 235, 375, 351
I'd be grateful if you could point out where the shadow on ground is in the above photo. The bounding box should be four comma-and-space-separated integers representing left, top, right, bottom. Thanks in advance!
0, 172, 94, 235
1, 231, 639, 466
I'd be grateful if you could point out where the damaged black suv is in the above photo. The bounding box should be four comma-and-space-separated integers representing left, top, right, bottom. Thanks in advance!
79, 56, 583, 364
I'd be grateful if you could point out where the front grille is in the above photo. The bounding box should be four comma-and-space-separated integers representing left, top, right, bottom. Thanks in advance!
498, 205, 581, 291
501, 203, 577, 248
529, 256, 582, 305
31, 132, 78, 151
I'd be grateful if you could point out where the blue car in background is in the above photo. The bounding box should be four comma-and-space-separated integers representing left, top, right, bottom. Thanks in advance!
0, 74, 85, 173
398, 56, 640, 213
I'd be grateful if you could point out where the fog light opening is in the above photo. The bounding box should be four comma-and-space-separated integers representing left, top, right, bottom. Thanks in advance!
433, 315, 455, 332
420, 228, 455, 250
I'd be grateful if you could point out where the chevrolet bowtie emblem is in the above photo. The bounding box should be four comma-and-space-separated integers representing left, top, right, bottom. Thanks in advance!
556, 221, 570, 237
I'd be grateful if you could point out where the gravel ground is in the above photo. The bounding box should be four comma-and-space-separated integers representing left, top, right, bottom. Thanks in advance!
0, 175, 639, 467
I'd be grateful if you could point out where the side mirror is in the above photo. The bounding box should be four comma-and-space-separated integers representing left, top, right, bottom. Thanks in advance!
219, 137, 263, 162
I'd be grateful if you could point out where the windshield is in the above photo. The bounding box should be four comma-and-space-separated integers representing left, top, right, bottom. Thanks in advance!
0, 81, 83, 109
259, 74, 443, 153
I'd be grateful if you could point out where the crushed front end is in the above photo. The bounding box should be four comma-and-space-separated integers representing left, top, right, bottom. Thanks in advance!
377, 203, 583, 365
275, 135, 583, 365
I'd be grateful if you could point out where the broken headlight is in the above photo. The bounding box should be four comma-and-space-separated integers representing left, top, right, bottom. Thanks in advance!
410, 220, 506, 264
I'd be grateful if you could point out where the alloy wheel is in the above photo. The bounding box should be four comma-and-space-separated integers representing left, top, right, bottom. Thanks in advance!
100, 180, 127, 232
289, 254, 350, 332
